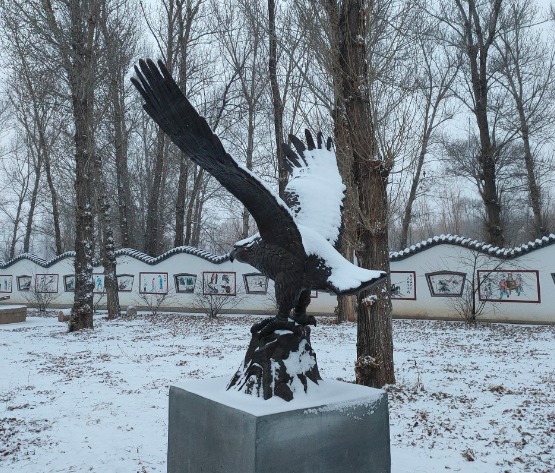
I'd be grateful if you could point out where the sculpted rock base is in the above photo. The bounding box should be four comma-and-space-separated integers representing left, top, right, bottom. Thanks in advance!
227, 318, 321, 401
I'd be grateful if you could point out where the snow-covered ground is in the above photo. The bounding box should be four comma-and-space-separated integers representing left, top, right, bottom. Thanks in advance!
1, 312, 553, 472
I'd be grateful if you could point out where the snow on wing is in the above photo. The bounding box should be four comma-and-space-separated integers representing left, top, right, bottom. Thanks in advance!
283, 131, 346, 247
299, 225, 387, 295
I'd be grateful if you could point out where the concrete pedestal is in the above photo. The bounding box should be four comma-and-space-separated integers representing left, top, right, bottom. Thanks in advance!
167, 378, 390, 473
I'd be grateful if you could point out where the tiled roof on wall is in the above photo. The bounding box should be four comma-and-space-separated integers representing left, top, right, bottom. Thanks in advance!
3, 234, 554, 269
0, 246, 230, 269
389, 233, 555, 261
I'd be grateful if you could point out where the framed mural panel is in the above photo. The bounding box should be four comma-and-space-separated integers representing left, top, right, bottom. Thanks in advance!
17, 275, 32, 292
139, 273, 168, 294
203, 272, 236, 296
243, 273, 268, 294
35, 274, 59, 293
174, 273, 197, 293
93, 273, 105, 293
117, 274, 134, 292
0, 275, 13, 293
64, 275, 76, 292
426, 272, 466, 297
390, 271, 416, 300
478, 270, 540, 303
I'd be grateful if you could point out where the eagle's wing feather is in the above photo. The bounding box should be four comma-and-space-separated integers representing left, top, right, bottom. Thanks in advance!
282, 131, 345, 247
132, 59, 305, 257
300, 225, 387, 295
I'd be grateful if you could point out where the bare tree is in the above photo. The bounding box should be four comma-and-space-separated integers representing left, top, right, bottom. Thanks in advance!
211, 0, 268, 239
100, 0, 139, 249
319, 0, 397, 387
398, 22, 460, 248
494, 0, 555, 237
433, 0, 506, 246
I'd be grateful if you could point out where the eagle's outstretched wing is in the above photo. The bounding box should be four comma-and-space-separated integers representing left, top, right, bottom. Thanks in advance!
132, 59, 305, 258
282, 131, 345, 247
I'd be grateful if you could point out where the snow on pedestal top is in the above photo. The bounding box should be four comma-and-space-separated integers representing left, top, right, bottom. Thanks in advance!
178, 377, 383, 416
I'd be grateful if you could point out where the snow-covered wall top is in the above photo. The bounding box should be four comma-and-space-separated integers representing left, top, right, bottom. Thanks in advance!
4, 233, 554, 269
389, 233, 555, 261
0, 246, 229, 269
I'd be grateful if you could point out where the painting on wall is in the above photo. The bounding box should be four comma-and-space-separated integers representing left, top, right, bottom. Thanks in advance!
64, 275, 76, 292
0, 275, 13, 293
17, 275, 32, 292
203, 272, 236, 296
174, 273, 197, 293
390, 271, 416, 300
426, 272, 466, 297
243, 273, 268, 294
35, 274, 59, 293
478, 270, 540, 303
117, 274, 134, 292
93, 274, 105, 293
139, 273, 168, 294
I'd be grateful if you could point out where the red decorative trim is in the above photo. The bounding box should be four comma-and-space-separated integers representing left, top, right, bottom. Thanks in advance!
477, 269, 540, 303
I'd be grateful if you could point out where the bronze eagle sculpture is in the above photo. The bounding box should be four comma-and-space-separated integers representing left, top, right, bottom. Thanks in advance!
132, 59, 386, 329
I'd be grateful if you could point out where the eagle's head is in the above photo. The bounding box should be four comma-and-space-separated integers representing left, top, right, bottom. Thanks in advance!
229, 236, 260, 265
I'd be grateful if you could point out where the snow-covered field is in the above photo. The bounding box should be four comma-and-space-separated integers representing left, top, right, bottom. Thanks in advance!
1, 312, 553, 473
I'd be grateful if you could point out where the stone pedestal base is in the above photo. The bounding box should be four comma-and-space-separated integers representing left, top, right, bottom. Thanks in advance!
0, 305, 27, 324
167, 378, 390, 473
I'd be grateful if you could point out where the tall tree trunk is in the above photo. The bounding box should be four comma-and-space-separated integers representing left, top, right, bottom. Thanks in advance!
268, 0, 287, 198
456, 0, 504, 247
69, 97, 95, 331
184, 167, 204, 246
400, 130, 429, 249
98, 195, 120, 319
9, 193, 26, 260
333, 0, 394, 387
174, 153, 189, 247
42, 135, 63, 255
516, 101, 546, 237
65, 2, 99, 332
113, 85, 133, 248
144, 130, 165, 255
23, 164, 41, 253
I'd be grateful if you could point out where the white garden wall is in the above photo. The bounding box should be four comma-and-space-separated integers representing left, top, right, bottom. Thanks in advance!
1, 234, 554, 324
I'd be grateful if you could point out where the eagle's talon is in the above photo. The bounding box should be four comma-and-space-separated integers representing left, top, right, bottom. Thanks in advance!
290, 312, 317, 327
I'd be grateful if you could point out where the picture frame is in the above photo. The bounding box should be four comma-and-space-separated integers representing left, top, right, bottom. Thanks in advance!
478, 270, 540, 303
0, 274, 13, 293
116, 274, 134, 292
242, 273, 268, 295
93, 273, 105, 294
174, 273, 197, 293
202, 272, 236, 296
425, 271, 466, 297
35, 274, 59, 293
64, 275, 76, 292
17, 275, 32, 292
139, 272, 168, 294
390, 271, 416, 300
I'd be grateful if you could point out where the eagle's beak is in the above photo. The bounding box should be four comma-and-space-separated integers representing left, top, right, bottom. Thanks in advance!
229, 248, 237, 262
